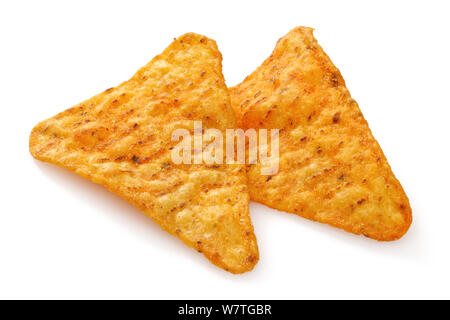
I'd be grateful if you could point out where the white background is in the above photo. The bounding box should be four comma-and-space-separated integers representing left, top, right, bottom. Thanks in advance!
1, 0, 449, 299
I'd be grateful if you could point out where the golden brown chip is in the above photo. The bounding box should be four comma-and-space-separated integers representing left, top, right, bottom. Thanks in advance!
30, 33, 259, 273
230, 27, 412, 240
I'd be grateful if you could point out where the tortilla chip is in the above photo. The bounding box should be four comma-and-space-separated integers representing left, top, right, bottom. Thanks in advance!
230, 27, 411, 240
30, 33, 259, 273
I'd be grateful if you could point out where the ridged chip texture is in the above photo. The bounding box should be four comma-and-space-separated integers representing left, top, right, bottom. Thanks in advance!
30, 33, 259, 273
230, 27, 412, 240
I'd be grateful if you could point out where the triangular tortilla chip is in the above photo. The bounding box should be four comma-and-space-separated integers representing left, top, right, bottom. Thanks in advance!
30, 33, 258, 273
230, 27, 411, 240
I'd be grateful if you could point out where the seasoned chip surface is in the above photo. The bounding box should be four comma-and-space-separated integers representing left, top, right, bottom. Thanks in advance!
231, 27, 412, 240
30, 33, 259, 273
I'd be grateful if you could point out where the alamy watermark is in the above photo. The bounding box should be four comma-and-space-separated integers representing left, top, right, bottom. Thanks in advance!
171, 121, 279, 175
